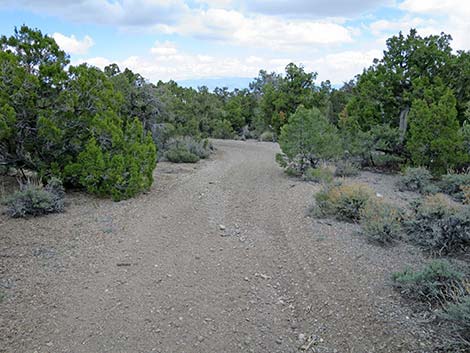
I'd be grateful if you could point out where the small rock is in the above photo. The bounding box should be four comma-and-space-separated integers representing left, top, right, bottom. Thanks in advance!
219, 225, 226, 231
197, 335, 204, 342
298, 333, 306, 342
276, 337, 282, 344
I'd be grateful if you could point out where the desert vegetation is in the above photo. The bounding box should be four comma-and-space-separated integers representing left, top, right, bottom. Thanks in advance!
1, 23, 470, 352
270, 29, 470, 351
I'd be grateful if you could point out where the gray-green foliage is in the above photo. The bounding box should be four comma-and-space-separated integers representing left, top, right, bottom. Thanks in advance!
303, 166, 333, 183
259, 130, 275, 142
3, 178, 65, 217
211, 119, 234, 139
285, 167, 302, 177
439, 173, 470, 202
334, 160, 360, 177
164, 136, 211, 163
392, 260, 467, 306
404, 195, 470, 255
165, 148, 199, 163
439, 296, 470, 349
314, 183, 373, 222
275, 153, 288, 168
167, 136, 211, 159
396, 167, 434, 193
360, 200, 402, 245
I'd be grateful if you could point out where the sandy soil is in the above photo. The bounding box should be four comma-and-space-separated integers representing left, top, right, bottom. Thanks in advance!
0, 140, 436, 353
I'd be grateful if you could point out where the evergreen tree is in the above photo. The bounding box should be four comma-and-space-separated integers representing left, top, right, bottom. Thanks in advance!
407, 80, 465, 174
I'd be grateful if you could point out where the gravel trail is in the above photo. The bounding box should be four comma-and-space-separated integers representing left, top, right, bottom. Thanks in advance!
0, 140, 432, 353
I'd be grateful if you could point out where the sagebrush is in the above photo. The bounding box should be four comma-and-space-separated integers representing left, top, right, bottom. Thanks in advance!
392, 260, 468, 306
314, 183, 373, 222
303, 166, 334, 183
360, 200, 402, 245
439, 173, 470, 202
403, 194, 470, 255
334, 160, 360, 177
396, 167, 434, 194
3, 178, 65, 217
439, 296, 470, 350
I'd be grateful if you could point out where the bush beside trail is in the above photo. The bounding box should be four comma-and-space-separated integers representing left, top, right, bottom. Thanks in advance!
3, 178, 65, 217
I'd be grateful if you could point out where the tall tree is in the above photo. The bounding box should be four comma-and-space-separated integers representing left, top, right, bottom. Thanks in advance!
406, 79, 465, 174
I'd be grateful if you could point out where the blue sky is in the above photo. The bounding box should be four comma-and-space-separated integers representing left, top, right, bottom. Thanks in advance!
0, 0, 468, 88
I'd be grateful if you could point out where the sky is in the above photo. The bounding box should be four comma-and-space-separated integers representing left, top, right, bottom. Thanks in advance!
0, 0, 469, 88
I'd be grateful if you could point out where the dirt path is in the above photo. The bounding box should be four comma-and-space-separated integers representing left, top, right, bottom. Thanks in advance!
1, 140, 432, 353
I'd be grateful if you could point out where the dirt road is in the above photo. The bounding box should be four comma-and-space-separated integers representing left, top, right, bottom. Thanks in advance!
1, 140, 431, 352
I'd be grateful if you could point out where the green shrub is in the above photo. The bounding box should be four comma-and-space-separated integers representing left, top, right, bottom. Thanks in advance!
259, 131, 275, 142
403, 194, 470, 255
303, 166, 334, 183
153, 123, 176, 154
211, 119, 234, 139
334, 160, 360, 177
279, 106, 342, 171
439, 173, 470, 202
65, 121, 157, 202
37, 68, 157, 201
396, 167, 434, 193
165, 148, 200, 163
406, 82, 465, 175
360, 200, 402, 245
275, 153, 288, 168
439, 296, 470, 349
392, 260, 467, 306
314, 183, 374, 222
285, 167, 302, 177
3, 179, 65, 217
462, 120, 470, 155
371, 153, 404, 171
167, 136, 211, 159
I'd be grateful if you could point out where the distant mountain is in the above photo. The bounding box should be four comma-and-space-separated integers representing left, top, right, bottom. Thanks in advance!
177, 77, 254, 91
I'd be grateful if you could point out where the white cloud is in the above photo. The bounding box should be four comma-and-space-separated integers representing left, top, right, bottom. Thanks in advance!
399, 0, 470, 50
150, 41, 178, 56
369, 16, 436, 36
79, 56, 113, 69
76, 44, 381, 85
0, 1, 355, 50
309, 49, 382, 83
160, 8, 353, 49
399, 0, 470, 17
0, 0, 392, 23
194, 0, 233, 8
52, 32, 94, 54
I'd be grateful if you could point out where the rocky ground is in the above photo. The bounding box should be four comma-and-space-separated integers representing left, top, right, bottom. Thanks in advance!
0, 140, 438, 353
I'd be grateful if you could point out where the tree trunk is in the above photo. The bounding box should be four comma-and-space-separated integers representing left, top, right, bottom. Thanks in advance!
398, 106, 410, 143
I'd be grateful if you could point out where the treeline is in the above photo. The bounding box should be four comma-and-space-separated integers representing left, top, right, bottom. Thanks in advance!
1, 25, 470, 202
275, 29, 470, 177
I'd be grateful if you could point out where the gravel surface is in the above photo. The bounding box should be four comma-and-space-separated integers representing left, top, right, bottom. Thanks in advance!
0, 140, 436, 352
